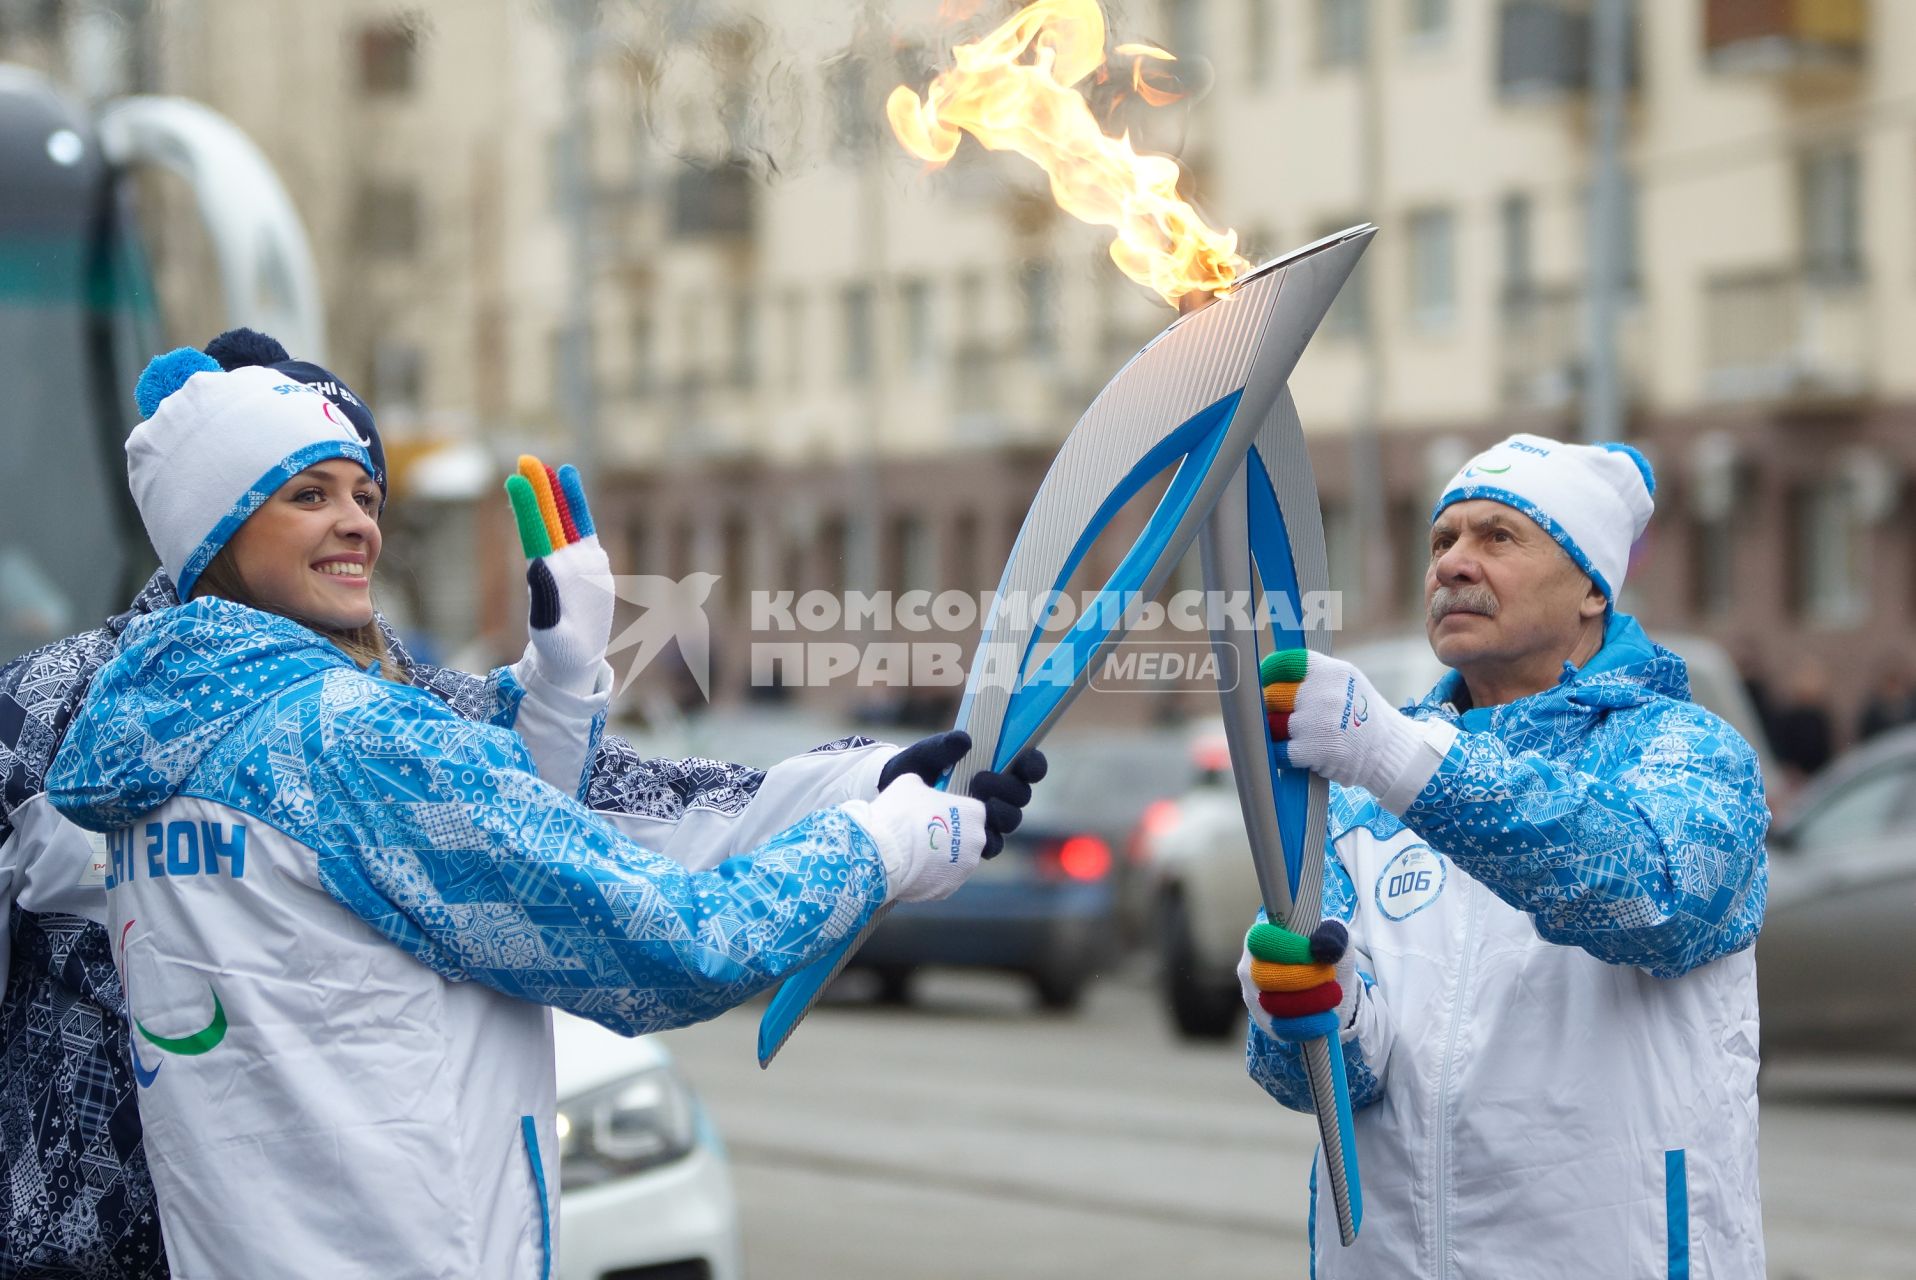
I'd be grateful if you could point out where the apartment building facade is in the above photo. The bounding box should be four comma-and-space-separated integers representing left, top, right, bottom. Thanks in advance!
13, 0, 1909, 732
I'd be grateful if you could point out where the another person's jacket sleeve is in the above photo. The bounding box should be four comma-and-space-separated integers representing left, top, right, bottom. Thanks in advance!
407, 657, 890, 871
1401, 701, 1768, 978
1245, 793, 1397, 1115
305, 681, 890, 1036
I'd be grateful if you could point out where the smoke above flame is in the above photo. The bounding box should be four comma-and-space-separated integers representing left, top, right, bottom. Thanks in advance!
885, 0, 1249, 307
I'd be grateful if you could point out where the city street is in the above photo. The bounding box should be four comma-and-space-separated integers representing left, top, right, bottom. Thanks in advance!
661, 966, 1916, 1279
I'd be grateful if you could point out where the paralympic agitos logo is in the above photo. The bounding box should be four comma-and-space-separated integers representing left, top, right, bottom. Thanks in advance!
119, 920, 229, 1088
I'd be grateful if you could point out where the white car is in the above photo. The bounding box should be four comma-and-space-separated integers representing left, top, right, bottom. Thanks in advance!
554, 1014, 744, 1280
1142, 631, 1775, 1039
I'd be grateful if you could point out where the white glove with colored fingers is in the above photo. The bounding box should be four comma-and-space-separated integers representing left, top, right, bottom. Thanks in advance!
846, 775, 988, 904
506, 454, 614, 696
1261, 649, 1456, 816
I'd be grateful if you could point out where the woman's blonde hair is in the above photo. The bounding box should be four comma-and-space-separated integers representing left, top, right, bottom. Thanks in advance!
190, 549, 401, 679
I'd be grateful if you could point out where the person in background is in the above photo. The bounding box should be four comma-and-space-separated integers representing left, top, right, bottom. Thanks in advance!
1768, 658, 1836, 780
1857, 658, 1916, 742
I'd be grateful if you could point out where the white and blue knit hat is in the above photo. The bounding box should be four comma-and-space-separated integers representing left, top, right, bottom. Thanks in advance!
128, 348, 377, 597
1431, 433, 1656, 604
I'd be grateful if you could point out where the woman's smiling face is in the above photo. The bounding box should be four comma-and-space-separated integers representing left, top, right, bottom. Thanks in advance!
215, 459, 382, 630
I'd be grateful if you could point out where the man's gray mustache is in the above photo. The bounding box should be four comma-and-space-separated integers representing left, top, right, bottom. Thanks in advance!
1428, 587, 1500, 624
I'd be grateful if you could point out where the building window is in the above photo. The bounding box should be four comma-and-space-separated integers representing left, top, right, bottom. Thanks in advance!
900, 277, 935, 373
1796, 476, 1866, 626
819, 514, 849, 597
1407, 0, 1450, 44
723, 512, 750, 613
1801, 146, 1863, 282
1245, 0, 1275, 86
1020, 261, 1058, 360
1691, 517, 1736, 620
677, 296, 704, 393
1324, 498, 1363, 620
827, 57, 875, 159
781, 289, 806, 390
1316, 0, 1368, 68
841, 283, 874, 383
727, 292, 757, 390
372, 342, 423, 414
957, 270, 986, 345
353, 182, 419, 257
886, 513, 935, 593
1408, 206, 1456, 330
1165, 0, 1204, 60
1499, 192, 1533, 303
950, 511, 981, 592
632, 312, 656, 399
357, 21, 418, 95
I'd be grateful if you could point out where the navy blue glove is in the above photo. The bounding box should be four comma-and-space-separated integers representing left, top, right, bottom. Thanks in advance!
879, 729, 1049, 860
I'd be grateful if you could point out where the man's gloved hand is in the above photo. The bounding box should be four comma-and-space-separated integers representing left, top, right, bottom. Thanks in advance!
506, 455, 613, 695
855, 774, 989, 902
1238, 917, 1359, 1040
1261, 649, 1452, 815
879, 729, 1049, 859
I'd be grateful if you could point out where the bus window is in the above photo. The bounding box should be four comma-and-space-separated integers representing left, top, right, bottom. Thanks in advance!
1, 68, 159, 662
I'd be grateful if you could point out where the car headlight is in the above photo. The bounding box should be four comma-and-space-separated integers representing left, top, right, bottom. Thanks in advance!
556, 1064, 698, 1191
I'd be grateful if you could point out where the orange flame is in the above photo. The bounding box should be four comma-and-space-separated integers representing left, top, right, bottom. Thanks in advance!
886, 0, 1247, 306
1115, 42, 1183, 108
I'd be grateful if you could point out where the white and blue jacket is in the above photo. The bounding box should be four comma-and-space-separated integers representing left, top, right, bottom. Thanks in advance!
1249, 614, 1769, 1279
43, 598, 893, 1280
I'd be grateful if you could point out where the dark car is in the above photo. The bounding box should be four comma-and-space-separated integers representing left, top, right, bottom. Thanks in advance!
851, 725, 1197, 1011
1759, 723, 1916, 1063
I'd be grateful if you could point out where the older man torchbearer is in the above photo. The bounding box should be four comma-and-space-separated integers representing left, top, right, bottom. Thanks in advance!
1238, 435, 1768, 1278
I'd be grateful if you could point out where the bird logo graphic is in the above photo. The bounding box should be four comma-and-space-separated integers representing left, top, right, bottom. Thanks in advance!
603, 573, 722, 702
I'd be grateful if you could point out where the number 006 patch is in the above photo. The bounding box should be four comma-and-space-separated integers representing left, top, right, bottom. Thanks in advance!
1374, 843, 1447, 921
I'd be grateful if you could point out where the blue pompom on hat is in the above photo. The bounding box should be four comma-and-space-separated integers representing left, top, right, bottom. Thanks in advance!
134, 347, 221, 419
126, 350, 376, 598
1431, 433, 1656, 605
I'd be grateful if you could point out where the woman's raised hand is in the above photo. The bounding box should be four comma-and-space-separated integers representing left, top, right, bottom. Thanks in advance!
504, 455, 614, 695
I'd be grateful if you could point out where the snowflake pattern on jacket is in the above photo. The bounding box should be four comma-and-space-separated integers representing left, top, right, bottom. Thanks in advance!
1, 574, 869, 1278
1247, 612, 1769, 1112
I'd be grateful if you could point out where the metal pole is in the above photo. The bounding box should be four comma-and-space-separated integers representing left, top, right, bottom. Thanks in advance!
560, 0, 601, 476
1348, 0, 1389, 628
850, 5, 888, 598
1582, 0, 1628, 444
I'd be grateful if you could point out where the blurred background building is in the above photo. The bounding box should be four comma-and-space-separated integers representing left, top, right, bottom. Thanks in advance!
3, 0, 1909, 743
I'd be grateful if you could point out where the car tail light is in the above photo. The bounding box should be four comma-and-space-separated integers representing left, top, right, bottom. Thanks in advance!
1129, 798, 1182, 864
1038, 834, 1112, 882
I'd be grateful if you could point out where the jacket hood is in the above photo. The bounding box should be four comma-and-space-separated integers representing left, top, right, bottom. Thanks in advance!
1415, 611, 1690, 734
49, 597, 358, 830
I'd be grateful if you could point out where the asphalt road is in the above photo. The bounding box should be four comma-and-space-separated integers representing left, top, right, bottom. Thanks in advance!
659, 967, 1916, 1280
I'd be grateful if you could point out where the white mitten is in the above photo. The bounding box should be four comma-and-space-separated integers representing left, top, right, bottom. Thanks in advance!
1262, 649, 1456, 815
844, 775, 988, 903
507, 456, 614, 695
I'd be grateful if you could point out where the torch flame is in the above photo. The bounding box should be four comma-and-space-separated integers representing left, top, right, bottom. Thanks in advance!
885, 0, 1248, 306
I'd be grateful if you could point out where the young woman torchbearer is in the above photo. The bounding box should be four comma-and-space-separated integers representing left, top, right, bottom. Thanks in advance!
45, 349, 1038, 1279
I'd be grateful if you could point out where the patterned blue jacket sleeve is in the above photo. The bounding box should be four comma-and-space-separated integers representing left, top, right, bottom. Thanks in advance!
1244, 804, 1390, 1114
1404, 702, 1768, 978
307, 678, 890, 1036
